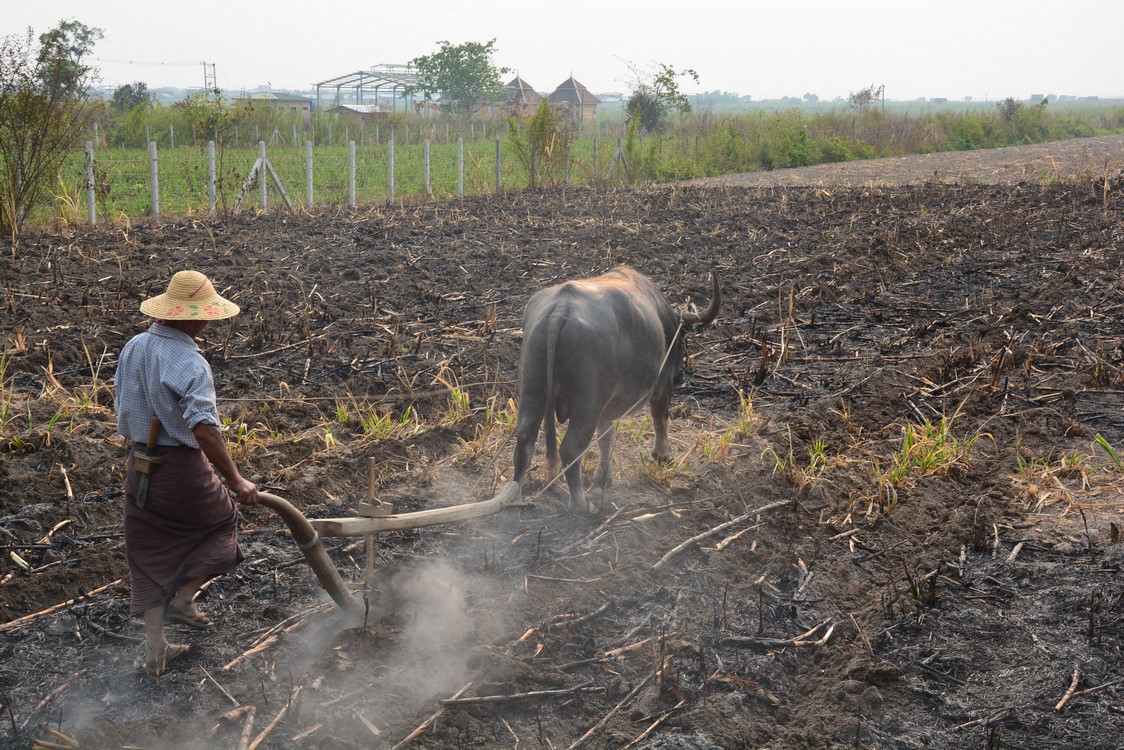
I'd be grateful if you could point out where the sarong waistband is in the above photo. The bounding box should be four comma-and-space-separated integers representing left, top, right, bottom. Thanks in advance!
130, 443, 195, 453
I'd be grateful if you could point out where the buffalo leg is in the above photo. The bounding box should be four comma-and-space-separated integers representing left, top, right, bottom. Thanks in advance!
513, 408, 545, 486
649, 392, 674, 463
592, 419, 617, 492
559, 418, 597, 512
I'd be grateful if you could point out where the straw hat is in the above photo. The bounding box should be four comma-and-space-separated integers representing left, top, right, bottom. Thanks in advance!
140, 270, 240, 320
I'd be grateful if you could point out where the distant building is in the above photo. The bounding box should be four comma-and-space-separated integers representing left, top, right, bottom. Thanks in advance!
548, 76, 601, 121
244, 91, 313, 115
505, 76, 542, 115
330, 103, 390, 120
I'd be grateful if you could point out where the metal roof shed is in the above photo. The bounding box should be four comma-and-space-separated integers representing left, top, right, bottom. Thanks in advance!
314, 64, 420, 112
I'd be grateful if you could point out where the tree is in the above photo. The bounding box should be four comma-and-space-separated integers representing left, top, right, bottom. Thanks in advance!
111, 82, 151, 112
625, 62, 699, 132
403, 39, 509, 118
36, 19, 102, 100
848, 83, 884, 112
0, 21, 101, 248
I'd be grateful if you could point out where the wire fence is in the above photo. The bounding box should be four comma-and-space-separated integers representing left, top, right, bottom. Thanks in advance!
63, 134, 626, 223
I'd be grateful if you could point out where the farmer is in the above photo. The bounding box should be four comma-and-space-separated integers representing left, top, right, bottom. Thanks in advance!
115, 270, 259, 674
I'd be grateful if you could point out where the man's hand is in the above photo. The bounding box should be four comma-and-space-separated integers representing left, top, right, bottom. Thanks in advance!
229, 476, 260, 506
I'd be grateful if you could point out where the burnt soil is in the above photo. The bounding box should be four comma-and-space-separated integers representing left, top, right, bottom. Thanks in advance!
1, 135, 1123, 749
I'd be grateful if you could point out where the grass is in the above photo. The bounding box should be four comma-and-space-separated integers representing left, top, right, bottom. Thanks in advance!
36, 100, 1124, 227
883, 418, 983, 488
0, 352, 13, 433
1093, 433, 1123, 471
1009, 432, 1124, 512
458, 395, 518, 460
52, 137, 620, 221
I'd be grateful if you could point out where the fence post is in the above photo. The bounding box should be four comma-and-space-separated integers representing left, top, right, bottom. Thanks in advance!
531, 149, 537, 189
593, 134, 599, 182
305, 141, 314, 208
495, 137, 501, 193
148, 141, 160, 218
457, 138, 464, 197
348, 140, 356, 209
388, 137, 395, 205
92, 122, 99, 149
207, 140, 216, 213
170, 124, 175, 149
85, 141, 95, 225
424, 139, 431, 196
256, 141, 266, 212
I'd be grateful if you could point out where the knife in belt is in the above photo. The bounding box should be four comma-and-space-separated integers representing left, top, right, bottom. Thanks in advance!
134, 416, 163, 509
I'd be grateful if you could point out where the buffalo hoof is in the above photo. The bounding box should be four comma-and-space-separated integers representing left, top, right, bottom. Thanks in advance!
568, 497, 593, 514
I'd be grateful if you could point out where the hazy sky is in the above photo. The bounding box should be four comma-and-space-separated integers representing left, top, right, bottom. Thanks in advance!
6, 1, 1121, 101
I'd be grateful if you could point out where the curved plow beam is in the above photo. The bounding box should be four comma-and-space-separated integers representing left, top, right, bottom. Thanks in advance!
257, 492, 362, 615
256, 482, 522, 615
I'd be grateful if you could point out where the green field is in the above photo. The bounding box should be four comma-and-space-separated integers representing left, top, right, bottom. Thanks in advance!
44, 99, 1124, 224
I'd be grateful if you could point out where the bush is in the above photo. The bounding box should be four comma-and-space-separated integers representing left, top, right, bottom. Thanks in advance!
817, 135, 856, 163
762, 115, 816, 168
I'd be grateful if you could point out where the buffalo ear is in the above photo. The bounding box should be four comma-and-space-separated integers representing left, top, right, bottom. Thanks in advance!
681, 269, 721, 329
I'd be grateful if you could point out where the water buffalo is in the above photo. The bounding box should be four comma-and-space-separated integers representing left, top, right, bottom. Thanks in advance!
512, 266, 720, 511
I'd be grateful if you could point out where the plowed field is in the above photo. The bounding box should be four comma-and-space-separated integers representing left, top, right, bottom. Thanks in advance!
1, 135, 1122, 749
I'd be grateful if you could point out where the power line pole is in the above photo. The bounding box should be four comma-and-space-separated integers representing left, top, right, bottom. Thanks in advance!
202, 62, 217, 98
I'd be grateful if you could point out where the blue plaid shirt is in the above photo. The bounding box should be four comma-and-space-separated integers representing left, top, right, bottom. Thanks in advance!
115, 323, 221, 448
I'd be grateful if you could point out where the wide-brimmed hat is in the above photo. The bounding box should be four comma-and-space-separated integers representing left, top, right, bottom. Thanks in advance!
140, 270, 240, 320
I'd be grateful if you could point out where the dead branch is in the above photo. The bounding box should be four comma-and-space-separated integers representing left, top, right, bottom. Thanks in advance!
1068, 678, 1124, 700
20, 671, 85, 731
236, 706, 257, 750
210, 704, 254, 736
706, 622, 834, 652
439, 681, 603, 706
0, 579, 124, 633
622, 699, 686, 749
30, 740, 75, 750
1055, 665, 1081, 711
355, 711, 381, 738
222, 635, 279, 671
199, 664, 241, 707
30, 727, 78, 750
566, 673, 653, 750
290, 723, 322, 742
389, 682, 472, 750
246, 686, 301, 750
547, 602, 612, 628
651, 500, 790, 572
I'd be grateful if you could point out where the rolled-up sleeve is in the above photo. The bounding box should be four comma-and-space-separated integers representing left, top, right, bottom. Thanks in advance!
178, 368, 221, 430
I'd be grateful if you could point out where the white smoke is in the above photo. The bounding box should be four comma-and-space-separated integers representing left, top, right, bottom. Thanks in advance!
387, 557, 479, 701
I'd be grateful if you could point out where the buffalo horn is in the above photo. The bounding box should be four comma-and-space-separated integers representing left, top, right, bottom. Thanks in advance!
681, 270, 721, 328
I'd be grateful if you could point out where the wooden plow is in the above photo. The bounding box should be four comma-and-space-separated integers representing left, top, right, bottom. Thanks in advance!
258, 463, 521, 615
